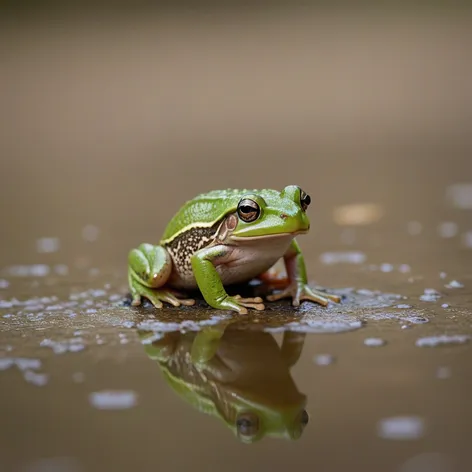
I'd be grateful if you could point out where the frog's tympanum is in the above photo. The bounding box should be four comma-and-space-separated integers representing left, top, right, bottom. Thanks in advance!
139, 324, 308, 443
128, 185, 340, 313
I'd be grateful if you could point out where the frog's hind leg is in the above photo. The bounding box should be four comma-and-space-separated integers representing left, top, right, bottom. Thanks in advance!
257, 260, 290, 289
128, 243, 195, 308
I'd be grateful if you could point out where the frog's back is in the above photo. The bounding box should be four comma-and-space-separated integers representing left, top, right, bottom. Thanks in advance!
160, 188, 278, 243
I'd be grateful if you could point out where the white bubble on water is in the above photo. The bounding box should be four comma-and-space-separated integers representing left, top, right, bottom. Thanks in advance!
320, 251, 366, 265
446, 182, 472, 209
24, 370, 48, 386
36, 237, 60, 253
0, 279, 9, 289
445, 280, 464, 289
89, 390, 138, 410
377, 416, 424, 440
380, 263, 394, 273
416, 334, 470, 347
437, 222, 458, 238
364, 338, 386, 347
463, 231, 472, 248
82, 225, 100, 242
54, 264, 69, 276
436, 366, 452, 379
420, 288, 442, 302
314, 354, 335, 365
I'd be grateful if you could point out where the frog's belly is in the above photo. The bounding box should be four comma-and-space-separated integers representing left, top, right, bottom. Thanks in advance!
169, 235, 294, 290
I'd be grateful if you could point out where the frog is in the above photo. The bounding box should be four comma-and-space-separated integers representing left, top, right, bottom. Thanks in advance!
138, 322, 309, 443
128, 185, 340, 314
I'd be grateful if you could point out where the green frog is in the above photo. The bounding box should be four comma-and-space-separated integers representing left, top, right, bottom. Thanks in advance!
138, 323, 309, 443
128, 185, 340, 314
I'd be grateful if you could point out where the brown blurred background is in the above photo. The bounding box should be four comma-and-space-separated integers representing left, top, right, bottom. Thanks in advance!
1, 2, 471, 272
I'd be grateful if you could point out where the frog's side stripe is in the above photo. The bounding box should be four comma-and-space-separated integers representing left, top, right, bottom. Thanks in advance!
160, 221, 219, 245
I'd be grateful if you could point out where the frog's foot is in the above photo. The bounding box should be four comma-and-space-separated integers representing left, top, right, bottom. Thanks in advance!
130, 281, 195, 309
216, 295, 265, 315
267, 283, 341, 307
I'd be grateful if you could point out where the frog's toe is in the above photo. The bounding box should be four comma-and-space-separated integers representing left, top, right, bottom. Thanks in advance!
233, 295, 265, 311
266, 288, 292, 303
159, 290, 196, 307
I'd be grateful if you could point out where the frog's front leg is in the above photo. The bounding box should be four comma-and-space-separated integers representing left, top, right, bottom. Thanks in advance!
191, 245, 265, 314
266, 239, 341, 307
128, 243, 195, 308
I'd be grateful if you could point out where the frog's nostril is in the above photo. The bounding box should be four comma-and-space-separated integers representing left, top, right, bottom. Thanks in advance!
280, 213, 288, 220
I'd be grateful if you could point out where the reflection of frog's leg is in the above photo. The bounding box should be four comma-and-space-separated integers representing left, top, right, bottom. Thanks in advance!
190, 326, 227, 365
191, 245, 265, 314
128, 243, 195, 308
280, 332, 306, 367
138, 330, 179, 362
267, 240, 341, 306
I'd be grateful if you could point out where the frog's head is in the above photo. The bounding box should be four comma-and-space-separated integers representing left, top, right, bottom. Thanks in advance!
230, 185, 311, 240
227, 400, 309, 443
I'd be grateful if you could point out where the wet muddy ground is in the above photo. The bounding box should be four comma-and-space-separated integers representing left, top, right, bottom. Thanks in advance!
1, 6, 472, 472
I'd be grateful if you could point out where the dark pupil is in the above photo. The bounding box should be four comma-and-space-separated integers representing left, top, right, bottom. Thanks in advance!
237, 418, 251, 428
240, 205, 255, 214
303, 194, 311, 205
237, 418, 253, 435
301, 410, 309, 425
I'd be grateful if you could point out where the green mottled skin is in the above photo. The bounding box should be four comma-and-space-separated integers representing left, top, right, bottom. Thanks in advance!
128, 185, 341, 313
138, 324, 309, 443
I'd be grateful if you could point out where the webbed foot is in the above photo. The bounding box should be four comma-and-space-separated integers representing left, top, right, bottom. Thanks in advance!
267, 283, 341, 307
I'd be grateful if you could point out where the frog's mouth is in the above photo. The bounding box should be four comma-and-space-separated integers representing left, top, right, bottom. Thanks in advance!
230, 229, 308, 242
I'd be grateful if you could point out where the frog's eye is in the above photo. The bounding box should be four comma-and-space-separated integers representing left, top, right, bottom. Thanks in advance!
300, 189, 311, 212
236, 412, 259, 439
237, 199, 260, 222
300, 410, 309, 427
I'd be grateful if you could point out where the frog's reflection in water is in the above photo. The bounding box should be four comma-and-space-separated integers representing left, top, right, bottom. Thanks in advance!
138, 323, 308, 443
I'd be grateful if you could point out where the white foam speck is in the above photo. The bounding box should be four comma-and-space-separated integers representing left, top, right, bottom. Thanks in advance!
463, 231, 472, 248
82, 225, 100, 242
396, 304, 411, 309
441, 303, 449, 308
54, 264, 69, 276
377, 416, 424, 440
36, 237, 60, 253
0, 279, 9, 289
380, 263, 394, 273
446, 183, 472, 209
436, 366, 452, 379
72, 372, 85, 383
24, 370, 48, 386
314, 354, 335, 365
437, 222, 458, 238
6, 264, 50, 277
445, 280, 464, 289
89, 390, 138, 410
364, 338, 386, 347
420, 288, 442, 302
320, 251, 366, 265
416, 335, 470, 347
